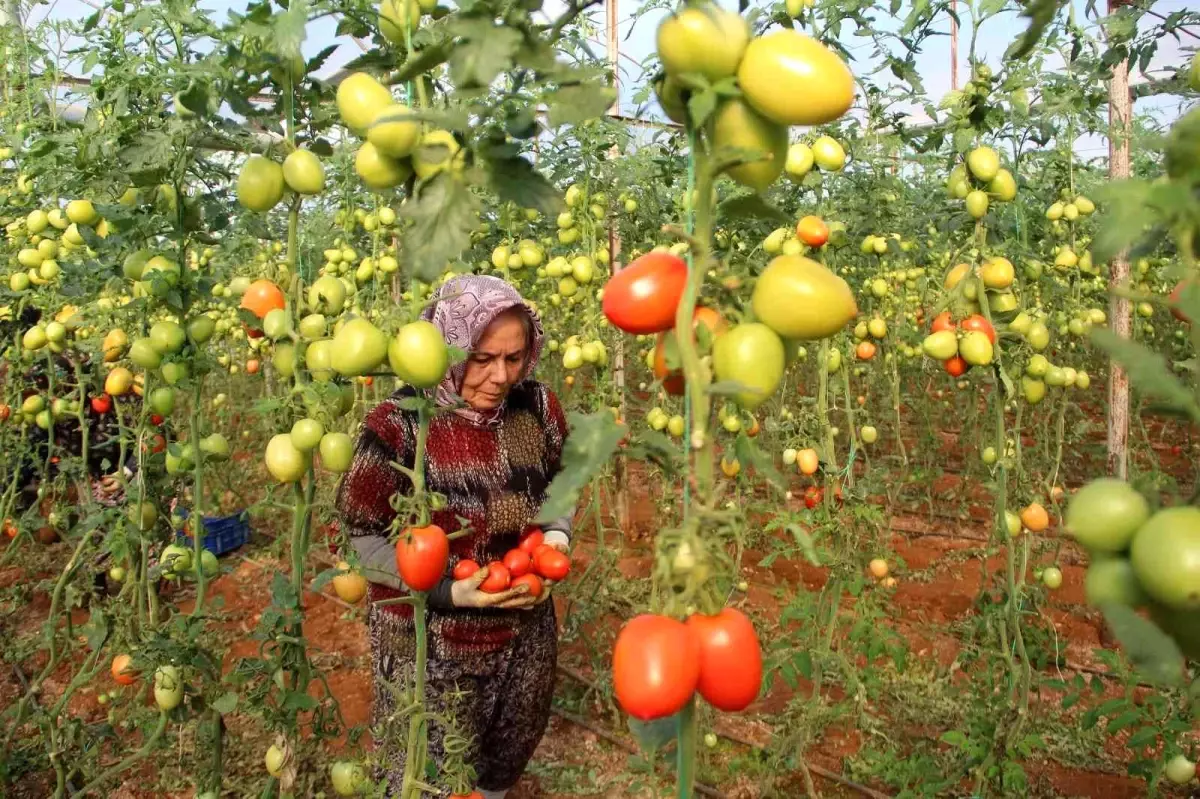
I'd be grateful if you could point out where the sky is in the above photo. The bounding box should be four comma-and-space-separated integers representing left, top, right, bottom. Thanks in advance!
24, 0, 1200, 161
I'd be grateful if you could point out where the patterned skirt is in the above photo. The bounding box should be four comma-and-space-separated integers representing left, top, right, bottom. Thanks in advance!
368, 600, 557, 796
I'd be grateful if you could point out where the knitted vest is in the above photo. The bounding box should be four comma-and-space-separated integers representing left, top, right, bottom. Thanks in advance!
338, 381, 567, 657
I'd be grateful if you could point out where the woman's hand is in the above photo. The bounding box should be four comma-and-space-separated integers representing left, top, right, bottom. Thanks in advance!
451, 565, 538, 610
530, 539, 569, 606
96, 474, 124, 497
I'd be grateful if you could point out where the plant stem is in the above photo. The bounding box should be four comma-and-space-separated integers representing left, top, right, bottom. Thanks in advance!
674, 697, 696, 799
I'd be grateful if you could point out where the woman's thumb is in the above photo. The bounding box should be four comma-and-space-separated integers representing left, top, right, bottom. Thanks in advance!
470, 566, 490, 586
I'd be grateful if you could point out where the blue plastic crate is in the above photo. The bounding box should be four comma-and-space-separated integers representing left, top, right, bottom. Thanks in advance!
175, 508, 251, 556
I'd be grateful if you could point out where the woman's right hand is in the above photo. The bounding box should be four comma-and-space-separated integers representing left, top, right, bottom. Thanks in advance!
450, 565, 539, 610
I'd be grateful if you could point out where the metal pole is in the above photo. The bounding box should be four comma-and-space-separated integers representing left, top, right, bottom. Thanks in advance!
1106, 0, 1131, 479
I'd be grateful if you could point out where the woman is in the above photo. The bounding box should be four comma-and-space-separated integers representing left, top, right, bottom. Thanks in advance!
336, 274, 574, 799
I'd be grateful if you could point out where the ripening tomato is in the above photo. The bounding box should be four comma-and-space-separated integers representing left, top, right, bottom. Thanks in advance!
737, 31, 854, 126
518, 529, 545, 556
803, 485, 822, 509
512, 573, 544, 598
535, 549, 571, 581
241, 279, 287, 320
479, 562, 511, 593
394, 525, 449, 592
959, 314, 996, 344
452, 559, 480, 580
943, 356, 969, 377
602, 252, 688, 334
855, 341, 876, 360
91, 394, 113, 414
612, 614, 701, 720
930, 311, 955, 333
111, 653, 138, 685
685, 608, 762, 711
503, 549, 532, 578
795, 215, 829, 247
654, 307, 727, 394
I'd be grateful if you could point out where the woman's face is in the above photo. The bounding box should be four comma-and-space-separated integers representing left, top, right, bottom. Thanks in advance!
461, 309, 529, 410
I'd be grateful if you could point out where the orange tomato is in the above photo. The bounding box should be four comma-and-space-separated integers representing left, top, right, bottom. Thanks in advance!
240, 279, 287, 320
797, 448, 819, 475
653, 307, 727, 395
795, 215, 829, 247
111, 653, 138, 685
245, 359, 261, 375
3, 518, 16, 539
746, 417, 760, 437
855, 340, 876, 360
1020, 502, 1050, 532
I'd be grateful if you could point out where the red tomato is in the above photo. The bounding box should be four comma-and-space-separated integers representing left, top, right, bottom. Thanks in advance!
943, 355, 970, 377
518, 529, 545, 556
602, 252, 689, 334
930, 311, 955, 333
959, 314, 996, 344
394, 525, 449, 592
803, 485, 822, 509
795, 215, 829, 247
534, 549, 571, 581
503, 549, 532, 578
479, 562, 511, 593
452, 559, 479, 580
150, 413, 164, 426
0, 405, 10, 422
685, 608, 763, 711
512, 573, 544, 598
612, 614, 701, 720
91, 394, 112, 414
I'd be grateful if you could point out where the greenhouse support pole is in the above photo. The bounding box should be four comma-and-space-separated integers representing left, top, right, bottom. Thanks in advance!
606, 0, 629, 533
950, 0, 958, 91
1106, 0, 1131, 480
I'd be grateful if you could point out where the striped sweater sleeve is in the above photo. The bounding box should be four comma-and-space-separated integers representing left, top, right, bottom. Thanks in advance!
335, 398, 413, 590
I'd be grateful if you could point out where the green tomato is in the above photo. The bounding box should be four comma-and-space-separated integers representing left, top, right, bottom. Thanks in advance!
154, 665, 184, 711
1041, 566, 1063, 590
128, 338, 163, 370
712, 323, 785, 410
149, 320, 186, 355
330, 761, 366, 796
290, 418, 326, 452
1130, 507, 1200, 610
265, 434, 311, 483
149, 387, 176, 416
319, 432, 354, 473
1084, 557, 1146, 607
1066, 478, 1149, 554
388, 320, 449, 388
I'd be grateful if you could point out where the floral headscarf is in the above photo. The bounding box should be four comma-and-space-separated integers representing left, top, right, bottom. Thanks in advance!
420, 274, 544, 428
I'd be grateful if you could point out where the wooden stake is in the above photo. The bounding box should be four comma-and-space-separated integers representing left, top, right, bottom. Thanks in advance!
1106, 0, 1132, 479
606, 0, 629, 533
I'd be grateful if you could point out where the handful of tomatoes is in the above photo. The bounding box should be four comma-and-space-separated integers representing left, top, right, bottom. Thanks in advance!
394, 526, 571, 598
611, 607, 762, 721
452, 527, 572, 598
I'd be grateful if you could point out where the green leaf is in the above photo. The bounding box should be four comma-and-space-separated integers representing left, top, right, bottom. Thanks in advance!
485, 155, 565, 216
545, 83, 615, 128
282, 691, 319, 711
1004, 0, 1064, 61
394, 43, 453, 84
627, 712, 679, 751
718, 194, 788, 224
271, 0, 308, 61
1106, 709, 1142, 735
310, 566, 339, 593
1090, 329, 1200, 422
1101, 602, 1186, 687
82, 610, 110, 652
1126, 726, 1160, 750
535, 411, 624, 524
733, 433, 786, 490
941, 730, 968, 746
211, 691, 238, 714
447, 17, 522, 88
786, 524, 820, 566
401, 174, 479, 284
792, 650, 813, 680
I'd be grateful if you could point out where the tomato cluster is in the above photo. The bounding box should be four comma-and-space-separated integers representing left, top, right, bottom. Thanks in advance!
612, 608, 762, 721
